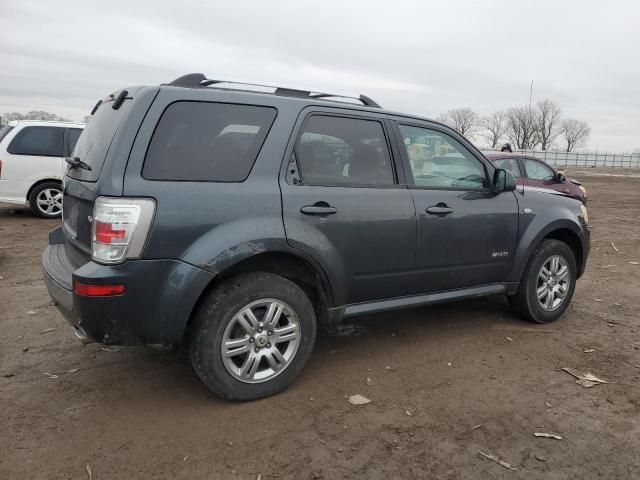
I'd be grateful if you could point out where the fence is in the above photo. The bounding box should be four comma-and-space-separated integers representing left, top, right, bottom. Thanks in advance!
481, 149, 640, 169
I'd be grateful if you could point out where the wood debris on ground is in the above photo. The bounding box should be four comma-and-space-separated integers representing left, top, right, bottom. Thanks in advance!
534, 432, 562, 440
478, 451, 517, 470
561, 367, 608, 387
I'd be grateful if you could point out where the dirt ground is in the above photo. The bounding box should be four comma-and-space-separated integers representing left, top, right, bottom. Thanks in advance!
1, 170, 639, 480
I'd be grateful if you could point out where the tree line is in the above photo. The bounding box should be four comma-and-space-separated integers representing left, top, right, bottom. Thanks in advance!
436, 100, 591, 152
0, 111, 71, 124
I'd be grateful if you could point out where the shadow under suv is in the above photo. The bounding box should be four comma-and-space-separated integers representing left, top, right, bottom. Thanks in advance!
42, 73, 590, 400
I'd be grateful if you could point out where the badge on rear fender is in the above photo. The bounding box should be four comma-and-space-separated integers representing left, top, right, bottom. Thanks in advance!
492, 251, 509, 257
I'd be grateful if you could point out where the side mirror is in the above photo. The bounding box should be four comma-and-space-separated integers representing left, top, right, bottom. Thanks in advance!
493, 168, 517, 192
556, 173, 566, 183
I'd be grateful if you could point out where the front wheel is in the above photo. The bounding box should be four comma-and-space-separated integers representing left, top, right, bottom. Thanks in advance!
508, 239, 577, 323
188, 272, 317, 401
28, 181, 63, 218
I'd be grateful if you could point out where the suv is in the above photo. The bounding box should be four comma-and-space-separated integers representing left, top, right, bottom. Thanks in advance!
42, 74, 590, 400
0, 120, 84, 218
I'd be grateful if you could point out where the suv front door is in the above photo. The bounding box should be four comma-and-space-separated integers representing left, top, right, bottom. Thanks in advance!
393, 122, 519, 292
281, 111, 416, 305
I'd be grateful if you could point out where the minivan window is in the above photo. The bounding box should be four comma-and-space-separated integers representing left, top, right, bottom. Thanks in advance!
68, 128, 83, 155
0, 125, 14, 143
295, 115, 395, 186
7, 126, 64, 157
143, 102, 277, 182
67, 99, 132, 182
399, 124, 486, 190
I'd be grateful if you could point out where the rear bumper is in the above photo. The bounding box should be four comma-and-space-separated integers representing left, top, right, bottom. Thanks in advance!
42, 229, 214, 346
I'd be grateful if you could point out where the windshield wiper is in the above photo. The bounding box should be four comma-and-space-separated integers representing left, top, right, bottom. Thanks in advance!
65, 156, 92, 171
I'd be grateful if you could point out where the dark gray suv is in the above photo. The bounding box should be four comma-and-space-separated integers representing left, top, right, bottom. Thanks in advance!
42, 73, 590, 400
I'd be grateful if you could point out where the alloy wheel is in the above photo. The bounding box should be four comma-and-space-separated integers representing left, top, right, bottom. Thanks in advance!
536, 255, 571, 311
36, 188, 63, 216
221, 298, 301, 383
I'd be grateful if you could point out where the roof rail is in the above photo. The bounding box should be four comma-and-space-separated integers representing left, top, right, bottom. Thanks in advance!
166, 73, 381, 108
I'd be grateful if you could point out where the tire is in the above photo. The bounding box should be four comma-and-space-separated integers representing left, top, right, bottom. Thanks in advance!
188, 272, 317, 401
508, 239, 577, 324
28, 181, 63, 219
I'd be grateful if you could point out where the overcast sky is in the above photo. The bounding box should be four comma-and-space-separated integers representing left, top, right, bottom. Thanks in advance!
1, 0, 638, 151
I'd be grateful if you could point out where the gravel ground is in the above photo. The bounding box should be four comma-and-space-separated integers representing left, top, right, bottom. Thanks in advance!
1, 170, 639, 479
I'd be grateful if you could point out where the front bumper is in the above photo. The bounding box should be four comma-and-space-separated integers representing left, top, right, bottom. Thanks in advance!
42, 229, 214, 346
578, 226, 590, 278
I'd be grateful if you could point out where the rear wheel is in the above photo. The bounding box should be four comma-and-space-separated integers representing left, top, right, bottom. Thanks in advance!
28, 181, 62, 218
509, 239, 577, 323
188, 272, 317, 401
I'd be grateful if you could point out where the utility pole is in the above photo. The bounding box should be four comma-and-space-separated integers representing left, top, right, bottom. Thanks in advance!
529, 80, 534, 109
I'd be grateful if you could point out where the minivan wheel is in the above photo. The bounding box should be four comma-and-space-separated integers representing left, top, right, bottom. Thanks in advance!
29, 182, 63, 218
188, 272, 317, 401
508, 239, 577, 324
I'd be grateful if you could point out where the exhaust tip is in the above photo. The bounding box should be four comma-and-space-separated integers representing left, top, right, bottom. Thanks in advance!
73, 327, 94, 345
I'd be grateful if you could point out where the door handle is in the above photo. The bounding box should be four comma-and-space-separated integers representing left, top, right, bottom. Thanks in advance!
426, 205, 453, 215
300, 203, 337, 215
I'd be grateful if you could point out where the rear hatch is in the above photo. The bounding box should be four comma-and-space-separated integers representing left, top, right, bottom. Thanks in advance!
61, 89, 143, 266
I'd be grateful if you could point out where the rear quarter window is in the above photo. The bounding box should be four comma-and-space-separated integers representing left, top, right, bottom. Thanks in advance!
7, 126, 64, 156
0, 125, 14, 143
142, 102, 277, 182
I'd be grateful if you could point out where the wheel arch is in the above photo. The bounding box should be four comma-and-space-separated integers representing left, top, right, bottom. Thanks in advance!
511, 219, 585, 282
186, 250, 334, 335
26, 178, 62, 201
543, 228, 584, 277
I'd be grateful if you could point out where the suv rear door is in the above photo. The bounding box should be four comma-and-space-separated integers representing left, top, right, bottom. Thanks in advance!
281, 109, 416, 305
61, 88, 157, 264
392, 121, 519, 292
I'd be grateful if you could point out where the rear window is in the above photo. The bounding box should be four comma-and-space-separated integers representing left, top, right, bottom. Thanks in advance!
67, 98, 132, 182
7, 126, 64, 156
0, 125, 14, 143
68, 128, 83, 154
142, 101, 277, 182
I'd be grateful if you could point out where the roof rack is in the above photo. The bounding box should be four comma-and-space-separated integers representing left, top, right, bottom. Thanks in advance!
166, 73, 381, 108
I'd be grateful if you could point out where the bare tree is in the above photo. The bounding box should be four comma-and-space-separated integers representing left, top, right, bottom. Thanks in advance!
506, 106, 538, 150
560, 119, 591, 152
1, 110, 70, 123
535, 99, 562, 150
479, 111, 508, 148
437, 108, 478, 137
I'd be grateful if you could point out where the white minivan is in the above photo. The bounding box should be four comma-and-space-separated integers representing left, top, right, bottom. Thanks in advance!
0, 120, 84, 218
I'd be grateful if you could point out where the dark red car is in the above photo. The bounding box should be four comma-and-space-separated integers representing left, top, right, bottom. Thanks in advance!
486, 153, 587, 204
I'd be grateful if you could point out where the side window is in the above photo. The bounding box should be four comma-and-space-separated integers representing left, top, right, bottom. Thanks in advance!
0, 125, 14, 143
143, 102, 277, 182
398, 124, 486, 190
7, 126, 64, 157
68, 128, 83, 155
295, 115, 395, 186
491, 158, 522, 178
524, 159, 555, 181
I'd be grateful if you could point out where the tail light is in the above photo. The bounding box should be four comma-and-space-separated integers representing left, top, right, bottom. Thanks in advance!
91, 197, 155, 264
